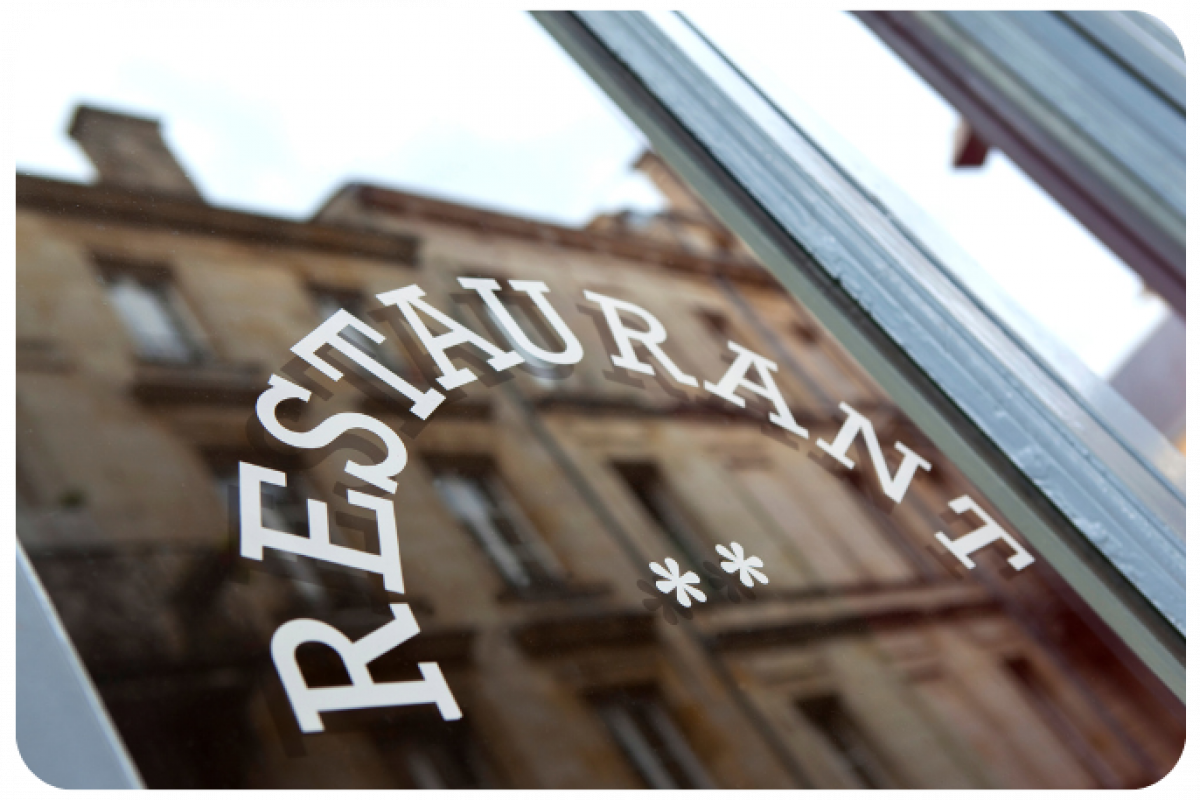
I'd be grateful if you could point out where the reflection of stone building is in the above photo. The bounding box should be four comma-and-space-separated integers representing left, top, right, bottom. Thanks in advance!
16, 106, 1183, 789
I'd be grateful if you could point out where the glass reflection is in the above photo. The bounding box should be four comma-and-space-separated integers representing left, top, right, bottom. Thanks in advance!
14, 13, 1183, 789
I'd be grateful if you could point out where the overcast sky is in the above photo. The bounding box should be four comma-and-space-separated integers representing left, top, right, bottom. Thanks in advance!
13, 2, 1169, 379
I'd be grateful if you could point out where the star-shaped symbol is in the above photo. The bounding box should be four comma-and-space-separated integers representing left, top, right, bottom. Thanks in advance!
716, 542, 768, 587
649, 557, 706, 608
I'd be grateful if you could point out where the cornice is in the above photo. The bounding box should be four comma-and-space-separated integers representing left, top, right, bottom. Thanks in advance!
16, 174, 419, 265
18, 173, 781, 290
345, 183, 778, 287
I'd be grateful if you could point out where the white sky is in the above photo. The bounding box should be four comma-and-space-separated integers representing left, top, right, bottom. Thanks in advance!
12, 2, 1170, 378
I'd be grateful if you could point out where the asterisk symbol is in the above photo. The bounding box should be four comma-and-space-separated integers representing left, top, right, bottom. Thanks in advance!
649, 558, 706, 608
716, 542, 768, 587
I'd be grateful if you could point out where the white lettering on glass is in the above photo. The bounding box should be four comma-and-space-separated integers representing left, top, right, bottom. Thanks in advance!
255, 375, 407, 494
376, 284, 523, 390
715, 542, 769, 587
649, 558, 706, 607
583, 291, 699, 386
238, 462, 407, 592
816, 402, 932, 503
458, 277, 585, 365
239, 282, 1038, 737
272, 603, 462, 733
703, 341, 809, 438
935, 495, 1035, 571
292, 309, 444, 419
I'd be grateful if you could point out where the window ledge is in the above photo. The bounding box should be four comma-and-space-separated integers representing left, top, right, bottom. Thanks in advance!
360, 390, 492, 420
697, 581, 997, 652
495, 580, 611, 605
130, 361, 267, 406
17, 338, 73, 373
511, 607, 655, 657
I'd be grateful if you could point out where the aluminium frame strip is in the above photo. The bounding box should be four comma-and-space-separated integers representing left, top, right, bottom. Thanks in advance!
531, 10, 1185, 698
854, 11, 1185, 317
16, 539, 144, 788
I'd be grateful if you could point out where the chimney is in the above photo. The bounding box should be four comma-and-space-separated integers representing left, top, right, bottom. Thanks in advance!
68, 105, 202, 200
633, 150, 711, 218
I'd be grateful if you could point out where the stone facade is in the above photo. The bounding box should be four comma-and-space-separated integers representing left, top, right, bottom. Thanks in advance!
15, 107, 1183, 789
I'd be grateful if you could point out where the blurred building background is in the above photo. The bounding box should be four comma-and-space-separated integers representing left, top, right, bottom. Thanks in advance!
14, 106, 1184, 788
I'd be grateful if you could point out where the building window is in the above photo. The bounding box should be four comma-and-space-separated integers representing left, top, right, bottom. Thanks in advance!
1003, 656, 1114, 786
311, 285, 408, 375
210, 458, 310, 541
429, 458, 564, 594
209, 456, 329, 610
593, 687, 713, 789
796, 694, 900, 789
612, 461, 711, 578
466, 273, 560, 388
697, 308, 733, 341
100, 261, 203, 364
790, 320, 820, 345
374, 722, 499, 789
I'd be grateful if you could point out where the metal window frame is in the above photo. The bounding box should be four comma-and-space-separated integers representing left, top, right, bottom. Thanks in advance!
14, 9, 1185, 785
15, 541, 143, 788
531, 10, 1184, 697
853, 11, 1185, 317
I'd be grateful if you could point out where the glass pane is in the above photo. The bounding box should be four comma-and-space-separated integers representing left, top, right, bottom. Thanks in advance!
685, 9, 1185, 459
14, 5, 1183, 789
